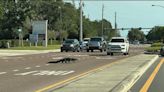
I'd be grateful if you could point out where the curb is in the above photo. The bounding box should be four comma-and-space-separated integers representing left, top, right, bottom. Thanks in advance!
110, 55, 159, 92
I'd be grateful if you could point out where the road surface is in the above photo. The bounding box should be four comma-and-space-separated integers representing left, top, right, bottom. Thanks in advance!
0, 45, 144, 92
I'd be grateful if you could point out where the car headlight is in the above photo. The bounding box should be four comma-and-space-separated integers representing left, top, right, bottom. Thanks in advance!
98, 42, 101, 46
70, 44, 74, 47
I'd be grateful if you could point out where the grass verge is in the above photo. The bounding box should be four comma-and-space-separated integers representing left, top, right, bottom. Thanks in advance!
7, 45, 60, 50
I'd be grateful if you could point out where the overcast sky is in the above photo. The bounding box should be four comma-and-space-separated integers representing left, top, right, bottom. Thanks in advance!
65, 0, 164, 37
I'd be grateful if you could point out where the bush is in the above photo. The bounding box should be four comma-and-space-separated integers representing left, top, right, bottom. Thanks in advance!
146, 47, 161, 52
151, 42, 163, 47
0, 40, 8, 48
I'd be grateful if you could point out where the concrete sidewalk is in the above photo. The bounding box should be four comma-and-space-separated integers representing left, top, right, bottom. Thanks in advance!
0, 49, 60, 57
50, 54, 158, 92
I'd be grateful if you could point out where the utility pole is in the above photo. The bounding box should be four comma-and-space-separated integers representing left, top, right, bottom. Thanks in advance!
115, 12, 117, 31
102, 4, 104, 37
80, 0, 83, 42
58, 6, 62, 43
72, 0, 75, 7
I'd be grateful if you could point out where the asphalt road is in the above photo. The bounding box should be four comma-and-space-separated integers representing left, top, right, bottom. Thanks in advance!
130, 57, 164, 92
0, 45, 145, 92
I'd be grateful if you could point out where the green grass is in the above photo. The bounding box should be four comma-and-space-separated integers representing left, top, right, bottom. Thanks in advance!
8, 45, 60, 50
151, 42, 164, 47
145, 46, 161, 52
145, 42, 163, 52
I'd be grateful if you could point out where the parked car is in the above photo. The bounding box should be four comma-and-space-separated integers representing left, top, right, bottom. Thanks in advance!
133, 40, 140, 45
61, 39, 80, 52
107, 37, 129, 55
87, 37, 106, 52
160, 46, 164, 56
79, 38, 90, 51
83, 38, 90, 46
79, 41, 86, 51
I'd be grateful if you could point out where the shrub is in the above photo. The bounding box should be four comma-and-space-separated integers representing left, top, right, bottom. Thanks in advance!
0, 40, 8, 48
146, 47, 161, 52
151, 42, 164, 47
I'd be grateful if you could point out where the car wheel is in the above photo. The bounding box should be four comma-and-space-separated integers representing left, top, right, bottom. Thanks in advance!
91, 49, 94, 52
100, 49, 103, 52
77, 48, 80, 52
61, 49, 63, 52
87, 49, 89, 52
123, 53, 127, 55
107, 52, 110, 55
111, 53, 113, 56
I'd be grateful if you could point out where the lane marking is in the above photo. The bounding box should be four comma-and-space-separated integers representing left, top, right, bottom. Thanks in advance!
13, 69, 19, 72
35, 57, 122, 92
33, 71, 68, 76
25, 67, 31, 70
140, 58, 164, 92
45, 64, 50, 66
0, 72, 7, 75
36, 65, 41, 68
15, 71, 38, 76
61, 71, 75, 75
96, 57, 116, 60
14, 70, 74, 76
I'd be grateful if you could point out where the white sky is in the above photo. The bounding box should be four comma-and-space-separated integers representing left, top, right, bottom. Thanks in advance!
65, 0, 164, 37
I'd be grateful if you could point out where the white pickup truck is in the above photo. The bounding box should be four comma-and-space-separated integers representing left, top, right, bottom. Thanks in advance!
107, 37, 129, 55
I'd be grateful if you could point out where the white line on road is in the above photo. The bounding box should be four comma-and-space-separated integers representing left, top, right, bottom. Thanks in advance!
96, 57, 116, 60
13, 69, 19, 72
15, 71, 38, 76
45, 64, 50, 66
14, 70, 75, 76
25, 67, 31, 70
52, 71, 67, 75
60, 71, 75, 75
36, 65, 41, 68
0, 72, 7, 75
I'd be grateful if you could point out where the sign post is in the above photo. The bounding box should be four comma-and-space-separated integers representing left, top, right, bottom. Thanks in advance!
18, 28, 22, 47
31, 20, 48, 47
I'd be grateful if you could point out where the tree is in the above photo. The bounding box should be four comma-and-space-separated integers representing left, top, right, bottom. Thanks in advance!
146, 26, 164, 42
0, 0, 33, 39
128, 28, 145, 42
0, 0, 114, 41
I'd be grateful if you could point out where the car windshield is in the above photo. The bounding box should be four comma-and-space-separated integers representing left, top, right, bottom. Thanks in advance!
64, 40, 74, 44
90, 38, 102, 41
111, 39, 124, 42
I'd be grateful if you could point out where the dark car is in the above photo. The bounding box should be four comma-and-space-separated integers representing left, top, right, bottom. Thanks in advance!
160, 46, 164, 56
61, 39, 80, 52
87, 37, 106, 52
